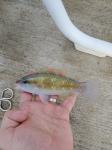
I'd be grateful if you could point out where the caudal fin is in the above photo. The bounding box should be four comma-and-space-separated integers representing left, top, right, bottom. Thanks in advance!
80, 80, 100, 101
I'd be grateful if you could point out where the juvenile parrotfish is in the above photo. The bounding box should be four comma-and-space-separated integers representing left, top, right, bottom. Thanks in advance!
16, 72, 86, 102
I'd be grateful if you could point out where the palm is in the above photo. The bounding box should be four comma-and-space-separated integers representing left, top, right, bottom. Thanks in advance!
0, 93, 76, 150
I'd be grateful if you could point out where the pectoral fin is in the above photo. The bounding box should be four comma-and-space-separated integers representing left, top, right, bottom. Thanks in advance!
39, 94, 49, 103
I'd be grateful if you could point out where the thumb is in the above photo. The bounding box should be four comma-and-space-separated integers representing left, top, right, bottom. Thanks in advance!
61, 94, 77, 113
1, 106, 29, 129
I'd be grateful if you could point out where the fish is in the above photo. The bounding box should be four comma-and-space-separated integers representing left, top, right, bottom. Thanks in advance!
16, 72, 86, 102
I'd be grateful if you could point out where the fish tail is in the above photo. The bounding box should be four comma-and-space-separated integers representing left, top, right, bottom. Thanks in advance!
79, 80, 100, 101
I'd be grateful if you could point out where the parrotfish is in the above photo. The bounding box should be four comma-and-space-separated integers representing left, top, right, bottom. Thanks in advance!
16, 72, 86, 102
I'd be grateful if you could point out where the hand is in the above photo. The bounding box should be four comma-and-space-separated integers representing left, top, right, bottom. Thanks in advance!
0, 92, 77, 150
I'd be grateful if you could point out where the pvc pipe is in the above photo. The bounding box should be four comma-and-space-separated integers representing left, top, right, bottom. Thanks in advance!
42, 0, 112, 57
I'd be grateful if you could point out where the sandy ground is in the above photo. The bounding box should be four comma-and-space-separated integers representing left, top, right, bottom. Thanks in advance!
0, 0, 112, 149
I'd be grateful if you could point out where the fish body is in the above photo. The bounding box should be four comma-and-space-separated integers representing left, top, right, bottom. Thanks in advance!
16, 72, 85, 101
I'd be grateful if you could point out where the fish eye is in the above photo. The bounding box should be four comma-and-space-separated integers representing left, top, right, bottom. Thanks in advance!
23, 80, 28, 84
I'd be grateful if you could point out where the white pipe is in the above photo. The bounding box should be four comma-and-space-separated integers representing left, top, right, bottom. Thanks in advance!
42, 0, 112, 57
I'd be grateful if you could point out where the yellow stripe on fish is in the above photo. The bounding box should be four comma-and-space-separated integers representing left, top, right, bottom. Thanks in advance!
27, 73, 81, 90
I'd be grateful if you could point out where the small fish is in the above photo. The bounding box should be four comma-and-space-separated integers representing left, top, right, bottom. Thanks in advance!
16, 72, 86, 102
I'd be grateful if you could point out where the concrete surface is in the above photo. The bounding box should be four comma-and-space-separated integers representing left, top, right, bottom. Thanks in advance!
0, 0, 112, 149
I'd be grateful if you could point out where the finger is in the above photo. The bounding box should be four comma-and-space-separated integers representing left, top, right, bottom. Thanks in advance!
20, 92, 32, 107
35, 95, 41, 102
1, 107, 29, 129
61, 94, 77, 113
0, 129, 13, 150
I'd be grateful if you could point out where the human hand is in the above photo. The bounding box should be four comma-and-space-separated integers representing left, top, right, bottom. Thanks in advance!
0, 92, 77, 150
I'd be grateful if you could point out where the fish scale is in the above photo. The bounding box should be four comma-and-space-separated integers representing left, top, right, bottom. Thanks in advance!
16, 72, 83, 100
28, 73, 80, 90
16, 72, 99, 102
